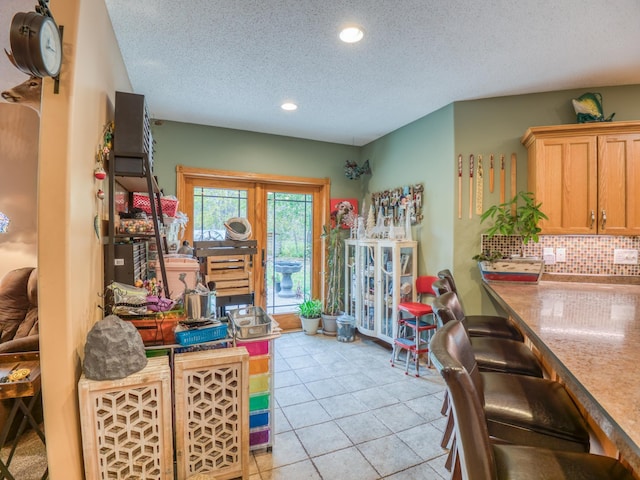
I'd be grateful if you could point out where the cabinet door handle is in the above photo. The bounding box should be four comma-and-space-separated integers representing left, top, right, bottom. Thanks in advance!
590, 210, 595, 229
601, 210, 607, 230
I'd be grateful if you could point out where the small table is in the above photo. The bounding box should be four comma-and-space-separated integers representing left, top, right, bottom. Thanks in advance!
0, 352, 47, 480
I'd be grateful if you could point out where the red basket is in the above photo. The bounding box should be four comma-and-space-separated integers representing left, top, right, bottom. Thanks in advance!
132, 193, 179, 217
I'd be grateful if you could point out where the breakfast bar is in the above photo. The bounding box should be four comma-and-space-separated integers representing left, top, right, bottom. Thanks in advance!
484, 281, 640, 474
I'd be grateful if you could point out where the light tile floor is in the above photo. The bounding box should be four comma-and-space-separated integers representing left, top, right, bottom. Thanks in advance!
249, 331, 450, 479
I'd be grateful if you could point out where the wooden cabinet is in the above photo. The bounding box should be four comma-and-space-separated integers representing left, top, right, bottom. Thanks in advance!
522, 121, 640, 235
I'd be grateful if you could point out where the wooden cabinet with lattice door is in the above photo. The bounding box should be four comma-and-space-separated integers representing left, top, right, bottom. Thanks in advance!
79, 348, 252, 480
78, 357, 174, 479
174, 348, 250, 480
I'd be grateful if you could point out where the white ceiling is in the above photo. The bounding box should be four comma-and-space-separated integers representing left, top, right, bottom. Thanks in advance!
103, 1, 640, 146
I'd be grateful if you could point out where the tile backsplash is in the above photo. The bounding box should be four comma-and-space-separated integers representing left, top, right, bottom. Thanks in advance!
481, 235, 640, 276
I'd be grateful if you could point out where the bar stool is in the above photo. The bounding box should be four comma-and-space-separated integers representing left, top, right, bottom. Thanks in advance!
434, 273, 523, 341
433, 291, 545, 469
390, 275, 438, 376
430, 320, 635, 480
432, 320, 591, 453
433, 292, 542, 377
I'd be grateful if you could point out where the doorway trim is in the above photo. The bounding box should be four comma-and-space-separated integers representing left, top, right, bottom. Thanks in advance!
176, 166, 331, 330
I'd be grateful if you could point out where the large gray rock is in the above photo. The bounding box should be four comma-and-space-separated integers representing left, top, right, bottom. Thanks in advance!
83, 314, 147, 380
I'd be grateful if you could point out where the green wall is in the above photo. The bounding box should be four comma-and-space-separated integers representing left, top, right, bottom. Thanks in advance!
452, 84, 640, 314
152, 84, 640, 315
361, 104, 455, 276
151, 120, 360, 198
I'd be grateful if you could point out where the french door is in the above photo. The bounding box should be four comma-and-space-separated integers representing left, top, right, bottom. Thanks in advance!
177, 166, 329, 330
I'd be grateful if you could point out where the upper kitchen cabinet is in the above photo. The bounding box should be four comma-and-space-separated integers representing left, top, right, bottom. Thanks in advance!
522, 121, 640, 235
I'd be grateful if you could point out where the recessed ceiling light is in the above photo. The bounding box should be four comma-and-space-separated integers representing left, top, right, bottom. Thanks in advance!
281, 102, 298, 111
339, 25, 364, 43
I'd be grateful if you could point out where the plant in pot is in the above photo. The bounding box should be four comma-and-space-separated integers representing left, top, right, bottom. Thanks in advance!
320, 208, 352, 335
473, 191, 548, 283
297, 298, 322, 335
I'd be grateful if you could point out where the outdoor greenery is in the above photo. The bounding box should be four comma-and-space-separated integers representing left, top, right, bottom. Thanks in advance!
193, 188, 314, 301
193, 187, 249, 240
266, 192, 313, 299
297, 298, 323, 318
474, 191, 548, 259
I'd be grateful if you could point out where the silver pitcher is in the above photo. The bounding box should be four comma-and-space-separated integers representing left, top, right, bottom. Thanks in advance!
184, 291, 216, 320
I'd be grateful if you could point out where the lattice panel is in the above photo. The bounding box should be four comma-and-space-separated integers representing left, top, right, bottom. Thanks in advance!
174, 348, 249, 480
79, 357, 174, 479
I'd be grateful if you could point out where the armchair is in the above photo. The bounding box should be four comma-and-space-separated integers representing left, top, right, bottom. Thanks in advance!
0, 267, 39, 354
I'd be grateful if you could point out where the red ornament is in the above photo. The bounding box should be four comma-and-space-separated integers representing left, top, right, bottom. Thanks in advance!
96, 189, 105, 200
94, 166, 106, 180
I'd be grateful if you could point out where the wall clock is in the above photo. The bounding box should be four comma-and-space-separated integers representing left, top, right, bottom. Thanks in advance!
9, 8, 62, 78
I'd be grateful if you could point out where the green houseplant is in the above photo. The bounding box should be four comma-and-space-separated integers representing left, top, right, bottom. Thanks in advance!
320, 210, 349, 335
473, 191, 548, 283
297, 298, 322, 335
476, 191, 548, 257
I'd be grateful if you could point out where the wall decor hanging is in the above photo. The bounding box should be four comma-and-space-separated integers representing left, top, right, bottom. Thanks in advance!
0, 212, 9, 233
93, 122, 113, 239
329, 198, 358, 229
370, 183, 424, 228
94, 121, 113, 180
344, 159, 371, 180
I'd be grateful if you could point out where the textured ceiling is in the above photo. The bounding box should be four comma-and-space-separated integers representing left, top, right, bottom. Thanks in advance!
103, 0, 640, 146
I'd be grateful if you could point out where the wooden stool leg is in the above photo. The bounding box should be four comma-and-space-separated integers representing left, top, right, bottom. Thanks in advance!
445, 435, 457, 471
441, 409, 454, 449
441, 390, 449, 415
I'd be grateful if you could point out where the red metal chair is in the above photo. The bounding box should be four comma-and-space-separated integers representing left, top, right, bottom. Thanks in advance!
390, 275, 439, 376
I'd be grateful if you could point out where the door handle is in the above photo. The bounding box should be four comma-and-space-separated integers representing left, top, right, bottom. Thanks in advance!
601, 210, 607, 230
590, 210, 595, 229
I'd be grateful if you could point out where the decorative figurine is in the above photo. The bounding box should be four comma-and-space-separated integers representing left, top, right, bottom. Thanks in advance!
344, 159, 372, 180
572, 92, 615, 123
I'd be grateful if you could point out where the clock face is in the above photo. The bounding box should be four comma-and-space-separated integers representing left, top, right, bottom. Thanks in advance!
39, 17, 62, 77
9, 11, 62, 78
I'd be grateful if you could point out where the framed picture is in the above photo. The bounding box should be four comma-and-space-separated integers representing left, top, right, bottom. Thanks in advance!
330, 198, 358, 229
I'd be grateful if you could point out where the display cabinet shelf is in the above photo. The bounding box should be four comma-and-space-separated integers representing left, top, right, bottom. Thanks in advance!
344, 239, 417, 344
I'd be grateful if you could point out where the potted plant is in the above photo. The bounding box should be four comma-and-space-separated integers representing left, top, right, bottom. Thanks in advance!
473, 191, 548, 283
297, 298, 322, 335
320, 207, 352, 335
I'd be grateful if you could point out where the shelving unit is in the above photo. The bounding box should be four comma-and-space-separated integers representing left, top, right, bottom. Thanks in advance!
104, 92, 169, 307
236, 333, 278, 452
344, 239, 417, 344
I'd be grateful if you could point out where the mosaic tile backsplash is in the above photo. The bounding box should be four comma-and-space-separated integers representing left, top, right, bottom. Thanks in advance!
480, 235, 640, 276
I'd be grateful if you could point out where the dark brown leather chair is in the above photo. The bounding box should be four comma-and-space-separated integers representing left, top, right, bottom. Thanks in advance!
433, 290, 544, 468
0, 267, 42, 439
430, 320, 635, 480
433, 274, 523, 341
432, 319, 590, 452
433, 292, 542, 377
0, 267, 39, 353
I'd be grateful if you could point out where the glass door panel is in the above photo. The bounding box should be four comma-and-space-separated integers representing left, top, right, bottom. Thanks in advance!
265, 191, 313, 315
192, 187, 248, 241
178, 168, 327, 330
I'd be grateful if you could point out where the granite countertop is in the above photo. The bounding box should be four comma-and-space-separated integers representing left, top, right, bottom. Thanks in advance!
484, 280, 640, 472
